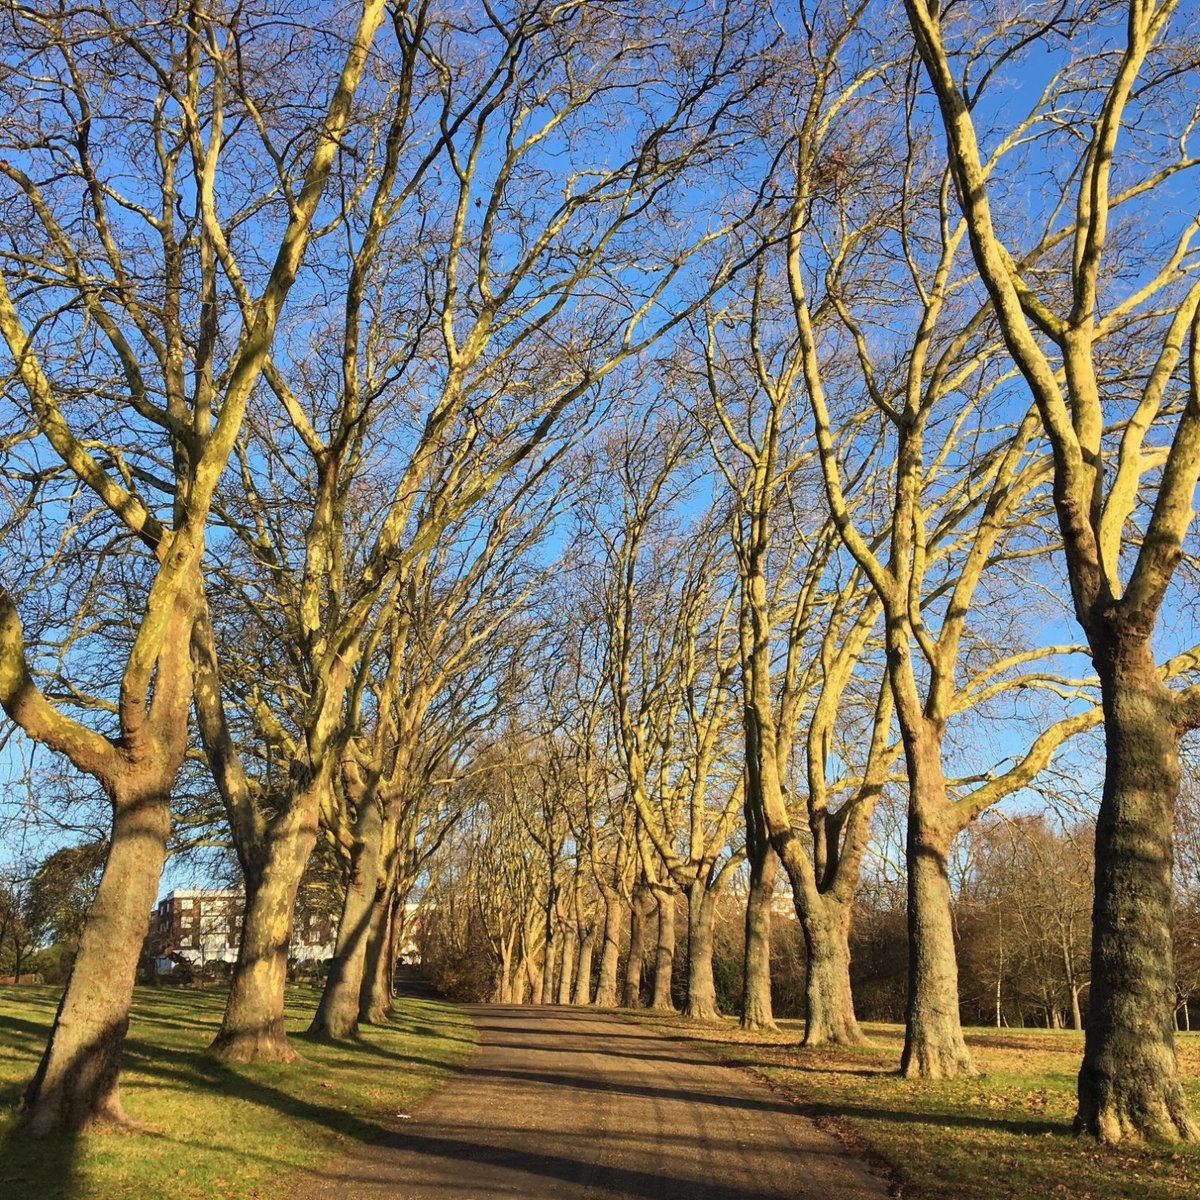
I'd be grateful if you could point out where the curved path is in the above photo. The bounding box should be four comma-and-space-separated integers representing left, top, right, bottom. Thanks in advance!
297, 1005, 889, 1200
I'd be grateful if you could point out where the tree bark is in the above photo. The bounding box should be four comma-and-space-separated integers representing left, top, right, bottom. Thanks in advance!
557, 920, 578, 1006
622, 885, 650, 1008
901, 802, 975, 1079
801, 893, 865, 1045
359, 890, 397, 1024
496, 936, 515, 1004
650, 888, 677, 1012
683, 880, 720, 1021
573, 926, 596, 1006
1075, 640, 1198, 1142
24, 783, 170, 1132
308, 801, 383, 1040
593, 890, 624, 1007
211, 805, 316, 1062
539, 903, 559, 1005
741, 837, 778, 1031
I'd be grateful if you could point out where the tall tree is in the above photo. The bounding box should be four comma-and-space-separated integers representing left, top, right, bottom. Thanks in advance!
589, 412, 745, 1020
0, 0, 386, 1129
192, 0, 758, 1061
906, 0, 1200, 1137
778, 5, 1107, 1076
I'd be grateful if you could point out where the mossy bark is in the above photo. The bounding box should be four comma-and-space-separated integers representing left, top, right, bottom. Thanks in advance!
683, 881, 720, 1021
24, 785, 171, 1132
308, 801, 382, 1040
211, 806, 316, 1063
801, 894, 864, 1046
650, 889, 677, 1012
741, 837, 778, 1031
1075, 639, 1197, 1142
901, 804, 975, 1079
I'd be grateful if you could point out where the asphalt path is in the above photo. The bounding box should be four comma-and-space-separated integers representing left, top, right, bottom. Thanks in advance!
296, 1004, 890, 1200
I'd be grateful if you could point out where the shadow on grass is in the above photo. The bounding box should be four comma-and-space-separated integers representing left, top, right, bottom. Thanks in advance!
0, 1121, 79, 1200
2, 988, 472, 1200
796, 1097, 1063, 1139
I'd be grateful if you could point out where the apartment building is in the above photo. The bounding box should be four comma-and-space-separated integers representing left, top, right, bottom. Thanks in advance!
146, 888, 337, 972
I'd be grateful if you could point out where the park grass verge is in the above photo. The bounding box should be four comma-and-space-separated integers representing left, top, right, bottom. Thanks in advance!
0, 983, 476, 1200
635, 1014, 1200, 1200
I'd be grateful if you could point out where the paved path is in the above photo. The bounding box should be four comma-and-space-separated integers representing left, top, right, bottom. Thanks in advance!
296, 1005, 890, 1200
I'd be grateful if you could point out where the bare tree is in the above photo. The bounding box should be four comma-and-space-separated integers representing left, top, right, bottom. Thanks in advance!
191, 0, 758, 1061
0, 0, 386, 1130
906, 0, 1200, 1137
587, 412, 745, 1020
775, 5, 1110, 1077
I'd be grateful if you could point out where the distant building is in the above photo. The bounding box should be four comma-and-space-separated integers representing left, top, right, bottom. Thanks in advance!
146, 888, 337, 973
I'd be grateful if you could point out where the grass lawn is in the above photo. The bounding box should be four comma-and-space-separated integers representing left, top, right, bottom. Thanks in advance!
0, 984, 476, 1200
636, 1015, 1200, 1200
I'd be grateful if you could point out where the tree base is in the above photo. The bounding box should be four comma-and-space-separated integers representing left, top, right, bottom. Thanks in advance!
305, 1019, 360, 1042
1075, 1069, 1199, 1144
24, 1090, 149, 1137
740, 1016, 780, 1034
803, 1020, 869, 1048
900, 1034, 977, 1080
358, 1007, 392, 1027
208, 1029, 299, 1064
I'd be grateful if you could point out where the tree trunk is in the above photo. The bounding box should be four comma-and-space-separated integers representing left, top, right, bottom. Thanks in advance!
523, 953, 542, 1005
557, 921, 578, 1006
623, 886, 649, 1008
308, 802, 382, 1040
540, 910, 558, 1005
1075, 642, 1197, 1142
650, 888, 677, 1012
593, 890, 624, 1007
496, 935, 515, 1004
386, 899, 403, 998
683, 880, 720, 1021
359, 891, 397, 1024
211, 810, 314, 1063
24, 785, 170, 1132
901, 803, 975, 1079
801, 893, 865, 1045
741, 839, 778, 1031
573, 927, 596, 1006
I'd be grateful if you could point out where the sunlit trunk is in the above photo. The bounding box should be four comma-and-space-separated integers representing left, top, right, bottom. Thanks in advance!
801, 892, 864, 1045
557, 921, 578, 1006
573, 927, 596, 1005
24, 783, 170, 1131
901, 794, 974, 1079
683, 880, 720, 1021
622, 887, 649, 1008
741, 838, 777, 1031
650, 889, 676, 1012
593, 890, 624, 1007
308, 801, 382, 1040
1076, 638, 1197, 1141
212, 800, 317, 1063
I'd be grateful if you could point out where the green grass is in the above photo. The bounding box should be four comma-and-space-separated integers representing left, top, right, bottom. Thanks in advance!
635, 1015, 1200, 1200
0, 984, 476, 1200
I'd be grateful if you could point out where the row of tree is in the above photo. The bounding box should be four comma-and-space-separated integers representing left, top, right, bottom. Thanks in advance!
0, 0, 1198, 1148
